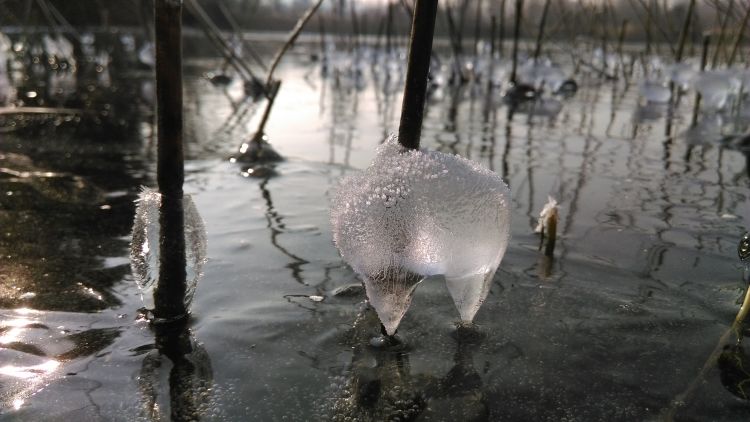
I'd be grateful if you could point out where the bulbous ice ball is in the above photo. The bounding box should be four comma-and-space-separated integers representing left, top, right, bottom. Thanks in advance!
330, 136, 511, 335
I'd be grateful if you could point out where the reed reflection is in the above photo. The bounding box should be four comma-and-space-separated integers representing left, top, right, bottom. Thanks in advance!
138, 318, 213, 421
325, 310, 489, 421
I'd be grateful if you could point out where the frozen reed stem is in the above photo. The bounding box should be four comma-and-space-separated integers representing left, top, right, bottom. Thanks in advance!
509, 0, 523, 84
154, 0, 188, 322
397, 0, 438, 150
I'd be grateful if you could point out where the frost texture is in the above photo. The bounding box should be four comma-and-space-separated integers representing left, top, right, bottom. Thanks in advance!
130, 187, 207, 309
330, 136, 511, 334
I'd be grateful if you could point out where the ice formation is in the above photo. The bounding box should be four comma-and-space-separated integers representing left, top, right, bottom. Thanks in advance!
130, 187, 207, 309
535, 196, 558, 234
330, 136, 511, 335
639, 80, 671, 104
668, 62, 697, 92
517, 60, 567, 93
693, 71, 732, 111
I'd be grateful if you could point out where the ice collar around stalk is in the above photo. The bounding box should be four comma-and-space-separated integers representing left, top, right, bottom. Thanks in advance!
130, 188, 207, 314
330, 136, 511, 335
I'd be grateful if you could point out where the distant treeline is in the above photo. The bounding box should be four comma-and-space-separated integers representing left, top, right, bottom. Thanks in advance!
0, 0, 745, 49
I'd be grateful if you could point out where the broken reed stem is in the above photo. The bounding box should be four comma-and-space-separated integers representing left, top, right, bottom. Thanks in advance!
510, 0, 523, 84
544, 209, 557, 258
675, 0, 695, 63
216, 0, 268, 71
154, 0, 188, 322
532, 0, 551, 63
735, 284, 750, 331
185, 0, 261, 87
663, 282, 750, 420
255, 80, 282, 139
397, 0, 438, 150
266, 0, 325, 89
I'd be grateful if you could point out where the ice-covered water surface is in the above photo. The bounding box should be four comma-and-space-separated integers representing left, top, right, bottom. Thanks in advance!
4, 39, 750, 421
331, 136, 510, 334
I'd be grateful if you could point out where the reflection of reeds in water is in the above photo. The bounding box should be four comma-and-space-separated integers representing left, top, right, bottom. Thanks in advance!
319, 310, 488, 421
258, 176, 310, 286
139, 319, 214, 421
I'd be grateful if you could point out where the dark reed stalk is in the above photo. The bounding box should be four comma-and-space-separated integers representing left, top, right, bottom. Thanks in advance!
711, 0, 735, 68
509, 0, 523, 85
488, 14, 496, 90
256, 80, 281, 137
499, 0, 506, 57
543, 209, 557, 258
490, 15, 497, 58
386, 1, 394, 56
374, 15, 385, 57
185, 0, 262, 88
692, 34, 710, 127
599, 1, 612, 71
472, 0, 483, 59
318, 14, 326, 59
532, 0, 551, 63
397, 0, 438, 150
444, 4, 464, 81
154, 0, 187, 322
350, 1, 360, 53
139, 0, 154, 44
617, 19, 628, 78
728, 2, 750, 66
645, 0, 652, 55
400, 0, 415, 19
675, 0, 695, 63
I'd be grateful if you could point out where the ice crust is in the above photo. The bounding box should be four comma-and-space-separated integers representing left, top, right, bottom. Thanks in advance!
330, 136, 511, 334
130, 187, 207, 309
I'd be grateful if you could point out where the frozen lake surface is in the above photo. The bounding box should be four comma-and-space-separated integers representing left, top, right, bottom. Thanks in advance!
2, 42, 750, 420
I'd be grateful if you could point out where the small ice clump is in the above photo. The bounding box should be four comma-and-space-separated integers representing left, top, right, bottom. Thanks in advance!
535, 196, 558, 233
639, 80, 671, 104
518, 60, 567, 92
668, 62, 697, 92
130, 187, 207, 309
330, 136, 511, 335
693, 71, 732, 111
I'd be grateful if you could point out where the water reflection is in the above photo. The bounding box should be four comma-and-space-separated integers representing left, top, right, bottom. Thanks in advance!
3, 31, 750, 418
258, 175, 310, 286
324, 310, 489, 421
138, 319, 214, 421
0, 308, 121, 411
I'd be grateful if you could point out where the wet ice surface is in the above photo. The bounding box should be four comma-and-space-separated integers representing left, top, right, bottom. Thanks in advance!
331, 136, 510, 334
2, 47, 750, 421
